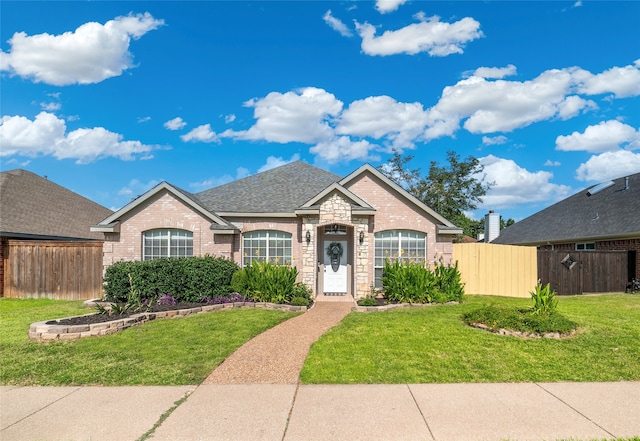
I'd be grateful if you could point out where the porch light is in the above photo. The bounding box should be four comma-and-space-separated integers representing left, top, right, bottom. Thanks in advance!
306, 230, 311, 244
359, 230, 365, 245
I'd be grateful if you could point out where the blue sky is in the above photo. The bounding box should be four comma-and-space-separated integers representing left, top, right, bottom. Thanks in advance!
1, 1, 639, 223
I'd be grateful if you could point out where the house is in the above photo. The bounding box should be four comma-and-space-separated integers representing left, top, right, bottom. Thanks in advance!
492, 171, 640, 281
91, 161, 462, 299
0, 169, 113, 298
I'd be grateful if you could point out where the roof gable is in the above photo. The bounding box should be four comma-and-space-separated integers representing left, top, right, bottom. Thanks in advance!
340, 164, 460, 231
92, 182, 236, 233
296, 182, 376, 215
0, 169, 112, 240
493, 172, 640, 245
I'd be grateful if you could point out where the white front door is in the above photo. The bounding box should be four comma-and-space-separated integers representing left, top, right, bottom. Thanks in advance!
323, 240, 347, 293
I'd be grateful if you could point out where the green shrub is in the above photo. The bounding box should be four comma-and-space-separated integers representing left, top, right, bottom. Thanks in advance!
290, 296, 310, 307
530, 282, 558, 315
357, 297, 377, 306
462, 305, 577, 334
231, 269, 249, 294
382, 260, 464, 304
244, 261, 299, 304
103, 256, 239, 302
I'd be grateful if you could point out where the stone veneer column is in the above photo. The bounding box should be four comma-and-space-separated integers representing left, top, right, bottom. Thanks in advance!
301, 216, 318, 292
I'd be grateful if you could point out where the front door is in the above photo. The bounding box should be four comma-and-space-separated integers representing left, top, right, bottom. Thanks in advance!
323, 240, 348, 294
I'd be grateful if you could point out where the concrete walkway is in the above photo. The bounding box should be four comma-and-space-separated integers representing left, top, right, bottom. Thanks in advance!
2, 382, 639, 440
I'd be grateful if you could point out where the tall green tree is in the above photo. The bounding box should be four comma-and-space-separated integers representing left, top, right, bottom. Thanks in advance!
379, 150, 494, 237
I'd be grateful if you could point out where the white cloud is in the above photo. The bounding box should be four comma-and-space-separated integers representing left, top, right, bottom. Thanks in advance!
556, 95, 597, 120
224, 114, 236, 124
427, 68, 598, 137
576, 150, 640, 182
573, 61, 640, 98
118, 178, 161, 196
181, 124, 217, 143
473, 65, 516, 79
189, 167, 250, 191
225, 87, 343, 144
482, 135, 508, 145
258, 153, 301, 172
40, 102, 61, 111
375, 0, 407, 14
337, 95, 429, 150
555, 120, 640, 153
310, 136, 377, 164
0, 112, 159, 163
0, 12, 164, 86
478, 155, 571, 208
137, 116, 151, 123
323, 10, 352, 37
356, 14, 482, 56
544, 160, 561, 167
164, 117, 187, 131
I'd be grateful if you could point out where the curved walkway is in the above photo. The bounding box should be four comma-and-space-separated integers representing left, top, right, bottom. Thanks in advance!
203, 295, 353, 384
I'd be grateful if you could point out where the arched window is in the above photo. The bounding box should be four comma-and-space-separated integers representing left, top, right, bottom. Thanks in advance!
142, 229, 193, 261
243, 230, 292, 267
374, 230, 426, 288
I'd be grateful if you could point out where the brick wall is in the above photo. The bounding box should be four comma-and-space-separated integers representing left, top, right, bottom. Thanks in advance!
103, 190, 230, 268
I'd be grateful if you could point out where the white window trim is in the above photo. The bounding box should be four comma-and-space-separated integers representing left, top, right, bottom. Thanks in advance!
142, 228, 193, 261
374, 229, 427, 288
242, 230, 293, 267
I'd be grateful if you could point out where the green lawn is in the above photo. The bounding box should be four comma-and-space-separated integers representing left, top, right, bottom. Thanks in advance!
301, 294, 640, 383
0, 299, 298, 386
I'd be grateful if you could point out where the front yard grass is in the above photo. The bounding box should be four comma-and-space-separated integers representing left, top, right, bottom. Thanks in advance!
301, 294, 640, 383
0, 298, 298, 386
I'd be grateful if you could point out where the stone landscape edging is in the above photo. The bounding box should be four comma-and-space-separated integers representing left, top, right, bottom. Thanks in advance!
29, 302, 307, 341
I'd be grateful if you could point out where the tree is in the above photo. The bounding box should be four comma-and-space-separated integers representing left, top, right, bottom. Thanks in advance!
379, 150, 494, 237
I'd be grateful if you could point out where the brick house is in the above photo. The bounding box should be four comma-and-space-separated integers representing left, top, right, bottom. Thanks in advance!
91, 161, 462, 299
0, 169, 112, 298
492, 171, 640, 281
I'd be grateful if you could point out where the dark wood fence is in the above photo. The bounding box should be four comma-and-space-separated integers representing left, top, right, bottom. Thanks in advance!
2, 240, 103, 300
538, 250, 628, 295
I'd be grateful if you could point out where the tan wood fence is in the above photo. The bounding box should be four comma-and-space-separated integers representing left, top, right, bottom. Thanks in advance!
453, 243, 538, 298
2, 239, 104, 300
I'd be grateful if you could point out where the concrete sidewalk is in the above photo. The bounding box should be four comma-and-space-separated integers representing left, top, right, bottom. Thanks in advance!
2, 382, 639, 441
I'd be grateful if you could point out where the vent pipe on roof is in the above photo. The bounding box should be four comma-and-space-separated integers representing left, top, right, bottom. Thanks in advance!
625, 176, 629, 190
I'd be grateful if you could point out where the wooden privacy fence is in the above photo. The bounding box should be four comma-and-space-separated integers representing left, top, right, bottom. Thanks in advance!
453, 243, 538, 298
2, 240, 104, 300
538, 250, 628, 295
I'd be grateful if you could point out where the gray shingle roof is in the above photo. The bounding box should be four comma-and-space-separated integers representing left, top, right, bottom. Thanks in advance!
0, 169, 113, 240
195, 161, 341, 213
492, 172, 640, 245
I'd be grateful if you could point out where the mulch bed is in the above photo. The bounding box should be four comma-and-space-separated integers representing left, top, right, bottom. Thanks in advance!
46, 302, 210, 326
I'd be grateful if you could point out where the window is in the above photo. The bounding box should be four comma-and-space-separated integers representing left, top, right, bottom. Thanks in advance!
143, 229, 193, 261
374, 230, 426, 288
576, 242, 595, 251
243, 230, 292, 266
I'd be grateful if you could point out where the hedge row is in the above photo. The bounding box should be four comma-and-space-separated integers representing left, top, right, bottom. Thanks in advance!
103, 256, 239, 302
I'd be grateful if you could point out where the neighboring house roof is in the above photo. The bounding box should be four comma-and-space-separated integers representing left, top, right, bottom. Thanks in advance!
0, 169, 112, 240
493, 172, 640, 245
92, 182, 238, 234
195, 161, 341, 215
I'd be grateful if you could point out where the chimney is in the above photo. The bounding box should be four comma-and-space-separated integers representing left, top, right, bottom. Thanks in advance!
484, 210, 501, 243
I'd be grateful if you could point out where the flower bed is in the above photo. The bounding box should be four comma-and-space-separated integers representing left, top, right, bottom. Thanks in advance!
30, 301, 307, 341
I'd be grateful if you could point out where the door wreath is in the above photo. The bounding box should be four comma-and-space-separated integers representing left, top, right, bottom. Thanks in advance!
327, 242, 344, 272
